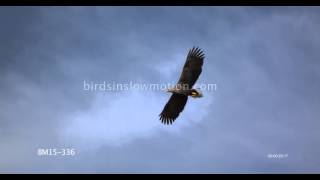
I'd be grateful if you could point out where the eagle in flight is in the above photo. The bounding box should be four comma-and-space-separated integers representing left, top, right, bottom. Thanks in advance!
159, 47, 205, 125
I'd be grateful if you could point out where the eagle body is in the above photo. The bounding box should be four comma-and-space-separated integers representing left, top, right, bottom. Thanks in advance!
159, 47, 205, 125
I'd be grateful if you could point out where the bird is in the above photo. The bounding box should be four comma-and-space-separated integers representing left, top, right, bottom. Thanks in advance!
159, 47, 205, 125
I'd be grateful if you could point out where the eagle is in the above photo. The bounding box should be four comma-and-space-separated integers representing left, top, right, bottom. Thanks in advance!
159, 47, 205, 125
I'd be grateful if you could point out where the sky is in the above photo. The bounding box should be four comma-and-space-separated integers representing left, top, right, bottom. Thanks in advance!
0, 6, 320, 173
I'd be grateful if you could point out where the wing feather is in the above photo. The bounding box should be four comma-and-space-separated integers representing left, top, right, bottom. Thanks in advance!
159, 94, 188, 125
177, 47, 204, 89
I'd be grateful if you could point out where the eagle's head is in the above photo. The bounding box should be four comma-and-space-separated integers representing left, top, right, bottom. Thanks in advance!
190, 88, 203, 98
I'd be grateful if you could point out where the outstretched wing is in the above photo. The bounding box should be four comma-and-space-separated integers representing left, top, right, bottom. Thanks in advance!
159, 94, 188, 125
177, 47, 205, 89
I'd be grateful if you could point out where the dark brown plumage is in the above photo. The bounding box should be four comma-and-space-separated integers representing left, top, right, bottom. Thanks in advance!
159, 47, 205, 125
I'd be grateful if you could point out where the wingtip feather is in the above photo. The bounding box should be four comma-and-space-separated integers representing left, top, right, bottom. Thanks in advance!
188, 46, 205, 60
